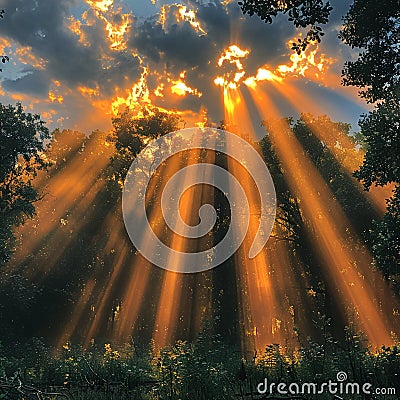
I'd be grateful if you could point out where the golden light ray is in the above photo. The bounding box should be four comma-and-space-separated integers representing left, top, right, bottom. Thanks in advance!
222, 86, 289, 351
31, 130, 85, 189
84, 238, 131, 346
268, 240, 317, 344
113, 135, 215, 345
110, 170, 173, 342
152, 271, 184, 348
91, 144, 184, 344
223, 87, 257, 140
57, 278, 96, 349
260, 79, 393, 214
27, 173, 108, 282
58, 202, 122, 348
8, 132, 113, 281
152, 136, 209, 348
247, 85, 399, 346
110, 257, 153, 343
83, 158, 178, 346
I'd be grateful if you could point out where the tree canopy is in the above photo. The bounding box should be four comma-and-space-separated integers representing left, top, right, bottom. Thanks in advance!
107, 105, 183, 191
238, 0, 400, 287
339, 0, 400, 104
0, 102, 50, 265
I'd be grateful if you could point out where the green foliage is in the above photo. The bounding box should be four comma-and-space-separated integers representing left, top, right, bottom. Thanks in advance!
369, 188, 400, 282
0, 102, 50, 265
239, 0, 400, 296
107, 106, 183, 192
339, 0, 400, 282
339, 0, 400, 104
354, 99, 399, 189
0, 329, 399, 399
0, 274, 42, 342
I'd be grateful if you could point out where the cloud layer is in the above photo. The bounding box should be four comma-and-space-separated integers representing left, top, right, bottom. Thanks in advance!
0, 0, 366, 134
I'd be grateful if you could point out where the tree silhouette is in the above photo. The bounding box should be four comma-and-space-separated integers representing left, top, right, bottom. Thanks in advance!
107, 105, 183, 193
0, 102, 50, 265
238, 0, 400, 288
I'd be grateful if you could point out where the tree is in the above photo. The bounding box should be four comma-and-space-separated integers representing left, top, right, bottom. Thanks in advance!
107, 105, 183, 191
370, 191, 400, 284
339, 0, 400, 104
339, 0, 400, 280
353, 99, 399, 189
0, 102, 50, 265
238, 0, 400, 284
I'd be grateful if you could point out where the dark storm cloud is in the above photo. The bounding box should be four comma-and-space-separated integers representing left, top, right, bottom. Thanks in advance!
197, 3, 296, 71
130, 19, 209, 69
2, 69, 49, 96
0, 0, 99, 85
127, 2, 299, 122
0, 0, 142, 95
0, 0, 362, 133
129, 2, 295, 76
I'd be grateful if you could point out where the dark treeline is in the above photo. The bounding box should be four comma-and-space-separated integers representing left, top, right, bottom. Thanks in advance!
0, 104, 398, 349
0, 101, 399, 398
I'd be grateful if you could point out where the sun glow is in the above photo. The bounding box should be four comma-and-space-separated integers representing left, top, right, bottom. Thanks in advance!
171, 80, 202, 97
214, 44, 250, 90
86, 0, 114, 13
216, 38, 333, 93
111, 66, 151, 116
217, 45, 250, 69
277, 39, 333, 79
170, 71, 202, 97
